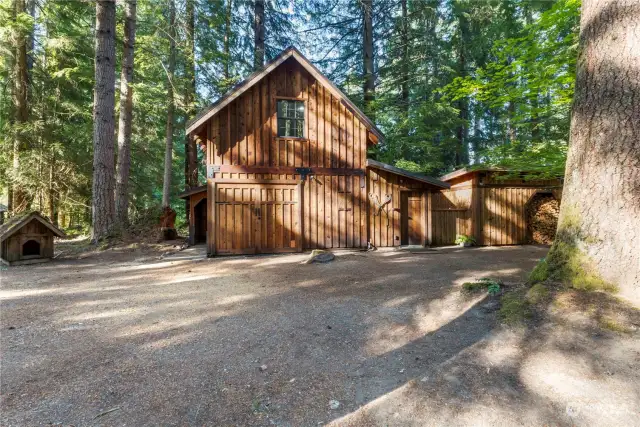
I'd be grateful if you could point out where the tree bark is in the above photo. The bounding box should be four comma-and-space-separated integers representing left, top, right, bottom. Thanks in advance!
223, 0, 233, 86
400, 0, 409, 116
455, 6, 469, 166
162, 0, 176, 209
254, 0, 265, 70
362, 0, 375, 120
185, 0, 197, 188
547, 0, 640, 303
90, 0, 117, 242
115, 0, 136, 227
12, 0, 29, 214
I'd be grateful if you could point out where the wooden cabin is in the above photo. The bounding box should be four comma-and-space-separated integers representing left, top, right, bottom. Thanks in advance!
182, 47, 449, 255
435, 168, 563, 246
0, 212, 66, 266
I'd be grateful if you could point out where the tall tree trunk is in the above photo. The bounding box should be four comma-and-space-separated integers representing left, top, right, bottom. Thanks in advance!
254, 0, 265, 70
546, 0, 640, 304
91, 0, 117, 242
162, 0, 176, 209
455, 6, 469, 166
400, 0, 409, 117
185, 0, 197, 189
48, 150, 57, 226
362, 0, 375, 120
115, 0, 136, 228
12, 0, 29, 214
223, 0, 233, 87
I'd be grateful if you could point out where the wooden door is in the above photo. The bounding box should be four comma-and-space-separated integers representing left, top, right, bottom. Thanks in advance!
215, 183, 299, 254
401, 191, 423, 246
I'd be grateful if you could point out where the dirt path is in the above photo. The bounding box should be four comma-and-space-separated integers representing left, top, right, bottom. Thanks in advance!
1, 245, 638, 426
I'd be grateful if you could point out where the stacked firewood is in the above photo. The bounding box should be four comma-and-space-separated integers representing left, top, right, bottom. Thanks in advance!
526, 195, 560, 244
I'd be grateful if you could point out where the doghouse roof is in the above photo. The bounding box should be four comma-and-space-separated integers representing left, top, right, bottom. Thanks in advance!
0, 212, 66, 243
186, 46, 384, 143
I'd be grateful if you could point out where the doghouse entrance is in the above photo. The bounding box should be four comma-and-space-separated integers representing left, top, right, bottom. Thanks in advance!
22, 239, 41, 257
193, 198, 207, 244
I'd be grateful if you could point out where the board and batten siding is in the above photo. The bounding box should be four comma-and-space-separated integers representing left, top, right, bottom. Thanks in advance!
367, 168, 433, 248
434, 171, 563, 246
199, 57, 371, 253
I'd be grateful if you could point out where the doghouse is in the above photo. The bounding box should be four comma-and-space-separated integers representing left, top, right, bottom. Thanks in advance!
0, 212, 66, 266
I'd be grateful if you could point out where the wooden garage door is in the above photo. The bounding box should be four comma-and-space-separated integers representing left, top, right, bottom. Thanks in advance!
215, 183, 300, 254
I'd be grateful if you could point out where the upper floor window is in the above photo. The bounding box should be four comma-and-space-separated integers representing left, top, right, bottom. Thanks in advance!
277, 99, 304, 138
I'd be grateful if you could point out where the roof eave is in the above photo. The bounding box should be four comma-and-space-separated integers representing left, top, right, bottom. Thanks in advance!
366, 159, 450, 189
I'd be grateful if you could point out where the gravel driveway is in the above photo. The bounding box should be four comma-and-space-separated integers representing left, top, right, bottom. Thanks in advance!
1, 246, 548, 426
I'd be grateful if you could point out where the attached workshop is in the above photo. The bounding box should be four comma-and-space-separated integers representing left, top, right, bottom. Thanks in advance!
436, 168, 563, 246
0, 212, 66, 266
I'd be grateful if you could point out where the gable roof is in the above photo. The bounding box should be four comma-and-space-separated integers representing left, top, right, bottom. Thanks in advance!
366, 159, 450, 189
0, 211, 66, 243
186, 46, 384, 143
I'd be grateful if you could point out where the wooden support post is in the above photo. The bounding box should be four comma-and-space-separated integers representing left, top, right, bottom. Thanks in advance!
472, 180, 484, 246
207, 179, 217, 256
426, 191, 433, 246
296, 180, 304, 251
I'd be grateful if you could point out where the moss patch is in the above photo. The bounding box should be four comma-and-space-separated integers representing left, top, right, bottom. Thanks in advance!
499, 289, 531, 325
526, 283, 550, 304
598, 317, 633, 334
529, 258, 549, 283
541, 204, 617, 292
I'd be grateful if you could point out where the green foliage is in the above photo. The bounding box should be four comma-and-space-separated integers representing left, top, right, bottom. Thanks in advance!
455, 234, 476, 245
529, 258, 550, 283
462, 278, 502, 295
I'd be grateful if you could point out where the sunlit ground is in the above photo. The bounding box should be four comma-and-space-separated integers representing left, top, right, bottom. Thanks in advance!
1, 245, 638, 426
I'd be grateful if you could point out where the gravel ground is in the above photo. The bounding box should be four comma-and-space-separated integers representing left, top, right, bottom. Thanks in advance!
1, 245, 638, 426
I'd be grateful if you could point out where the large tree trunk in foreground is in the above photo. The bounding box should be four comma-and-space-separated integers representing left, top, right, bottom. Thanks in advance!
115, 0, 136, 228
253, 0, 265, 70
362, 0, 375, 120
91, 0, 117, 242
162, 0, 176, 209
547, 0, 640, 303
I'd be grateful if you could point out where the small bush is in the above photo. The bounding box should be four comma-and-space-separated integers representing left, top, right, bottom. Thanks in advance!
455, 234, 476, 245
462, 278, 502, 295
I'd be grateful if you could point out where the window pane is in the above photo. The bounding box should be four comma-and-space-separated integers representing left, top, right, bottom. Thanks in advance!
288, 101, 297, 118
295, 119, 304, 137
277, 118, 287, 137
277, 100, 285, 118
295, 101, 304, 119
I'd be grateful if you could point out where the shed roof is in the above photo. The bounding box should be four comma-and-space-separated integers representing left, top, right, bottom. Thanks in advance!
178, 185, 207, 199
366, 159, 450, 189
186, 46, 384, 143
0, 212, 66, 243
438, 167, 506, 182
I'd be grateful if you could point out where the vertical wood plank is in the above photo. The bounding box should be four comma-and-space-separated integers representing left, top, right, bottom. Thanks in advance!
309, 80, 317, 167
297, 180, 304, 251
